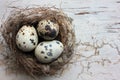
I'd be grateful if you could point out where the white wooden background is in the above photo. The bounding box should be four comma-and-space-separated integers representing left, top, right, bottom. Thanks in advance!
0, 0, 120, 80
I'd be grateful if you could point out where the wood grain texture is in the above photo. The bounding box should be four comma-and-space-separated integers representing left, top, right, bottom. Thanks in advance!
0, 0, 120, 80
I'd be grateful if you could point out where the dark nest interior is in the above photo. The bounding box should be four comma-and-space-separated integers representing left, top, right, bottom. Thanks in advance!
1, 7, 75, 77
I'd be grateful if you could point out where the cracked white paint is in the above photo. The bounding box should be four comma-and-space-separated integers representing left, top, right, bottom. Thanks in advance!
0, 0, 120, 80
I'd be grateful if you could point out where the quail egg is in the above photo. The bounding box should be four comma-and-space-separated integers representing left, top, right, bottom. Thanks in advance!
37, 20, 59, 40
35, 40, 64, 63
16, 25, 38, 52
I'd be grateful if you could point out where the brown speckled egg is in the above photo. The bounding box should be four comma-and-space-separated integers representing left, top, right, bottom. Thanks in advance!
37, 20, 59, 40
16, 25, 38, 52
35, 40, 64, 63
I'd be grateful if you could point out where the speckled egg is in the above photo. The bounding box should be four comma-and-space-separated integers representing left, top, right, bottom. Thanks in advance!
16, 25, 38, 52
37, 20, 59, 40
35, 40, 64, 63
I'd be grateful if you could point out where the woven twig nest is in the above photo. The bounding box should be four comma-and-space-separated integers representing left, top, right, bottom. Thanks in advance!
2, 7, 75, 77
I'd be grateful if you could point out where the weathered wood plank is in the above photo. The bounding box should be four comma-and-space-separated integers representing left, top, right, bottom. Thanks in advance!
0, 0, 120, 80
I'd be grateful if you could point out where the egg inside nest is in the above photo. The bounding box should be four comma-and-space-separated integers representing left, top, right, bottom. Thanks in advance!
37, 19, 59, 40
35, 40, 64, 63
16, 25, 38, 52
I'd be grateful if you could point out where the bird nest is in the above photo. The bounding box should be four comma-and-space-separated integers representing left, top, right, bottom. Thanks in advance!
1, 7, 75, 77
